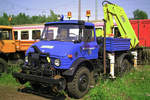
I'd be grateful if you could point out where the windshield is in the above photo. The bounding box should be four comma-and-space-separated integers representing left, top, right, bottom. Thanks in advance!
0, 29, 12, 40
41, 25, 82, 42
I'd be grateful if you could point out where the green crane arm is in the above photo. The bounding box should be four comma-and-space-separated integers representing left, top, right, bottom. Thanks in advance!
103, 1, 139, 48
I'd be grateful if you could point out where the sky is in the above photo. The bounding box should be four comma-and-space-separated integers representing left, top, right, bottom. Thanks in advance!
0, 0, 150, 20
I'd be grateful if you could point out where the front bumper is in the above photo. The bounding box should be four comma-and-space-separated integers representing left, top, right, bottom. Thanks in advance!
13, 72, 62, 85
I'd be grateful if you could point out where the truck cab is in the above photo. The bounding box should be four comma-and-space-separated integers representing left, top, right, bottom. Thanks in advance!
0, 26, 16, 73
0, 26, 16, 53
25, 20, 99, 69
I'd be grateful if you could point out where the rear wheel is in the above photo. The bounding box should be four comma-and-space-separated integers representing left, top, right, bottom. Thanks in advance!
118, 59, 132, 76
67, 66, 90, 99
0, 58, 8, 73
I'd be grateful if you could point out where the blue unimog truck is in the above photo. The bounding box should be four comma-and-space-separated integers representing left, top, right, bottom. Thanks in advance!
13, 20, 134, 98
13, 1, 139, 98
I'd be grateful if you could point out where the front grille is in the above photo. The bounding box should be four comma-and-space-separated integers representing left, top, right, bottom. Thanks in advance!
26, 52, 62, 77
27, 52, 50, 69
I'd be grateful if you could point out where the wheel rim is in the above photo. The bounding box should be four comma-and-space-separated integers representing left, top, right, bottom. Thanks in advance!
0, 63, 3, 73
78, 74, 89, 92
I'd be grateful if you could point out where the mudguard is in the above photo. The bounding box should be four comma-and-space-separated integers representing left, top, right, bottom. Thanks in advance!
62, 58, 93, 76
116, 52, 134, 67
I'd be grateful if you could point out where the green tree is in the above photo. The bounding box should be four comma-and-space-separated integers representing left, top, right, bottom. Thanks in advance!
46, 10, 59, 22
14, 13, 31, 25
0, 10, 59, 25
0, 13, 10, 25
133, 9, 148, 19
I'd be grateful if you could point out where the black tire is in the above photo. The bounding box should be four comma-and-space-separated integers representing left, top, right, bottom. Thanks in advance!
118, 59, 131, 76
0, 58, 8, 73
67, 66, 90, 99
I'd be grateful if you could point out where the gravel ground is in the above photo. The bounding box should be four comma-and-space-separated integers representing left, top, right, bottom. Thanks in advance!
0, 86, 67, 100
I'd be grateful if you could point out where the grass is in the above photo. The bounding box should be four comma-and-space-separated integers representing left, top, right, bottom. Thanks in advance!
87, 65, 150, 100
0, 73, 20, 87
0, 66, 31, 88
0, 65, 150, 100
0, 66, 21, 87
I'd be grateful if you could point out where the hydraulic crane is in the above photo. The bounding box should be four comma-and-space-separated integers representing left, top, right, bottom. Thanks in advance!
103, 1, 139, 48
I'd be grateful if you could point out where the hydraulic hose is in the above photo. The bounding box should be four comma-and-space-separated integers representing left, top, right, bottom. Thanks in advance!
102, 0, 113, 6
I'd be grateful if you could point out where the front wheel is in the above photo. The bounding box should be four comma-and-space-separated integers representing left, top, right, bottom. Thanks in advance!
67, 66, 90, 99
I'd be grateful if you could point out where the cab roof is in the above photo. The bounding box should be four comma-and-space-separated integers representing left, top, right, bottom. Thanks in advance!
45, 20, 94, 27
0, 25, 12, 29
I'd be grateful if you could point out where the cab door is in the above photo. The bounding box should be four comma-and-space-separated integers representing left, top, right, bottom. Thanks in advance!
0, 29, 16, 53
81, 27, 99, 59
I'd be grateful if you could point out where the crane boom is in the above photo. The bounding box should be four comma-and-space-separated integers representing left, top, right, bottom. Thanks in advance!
103, 1, 139, 48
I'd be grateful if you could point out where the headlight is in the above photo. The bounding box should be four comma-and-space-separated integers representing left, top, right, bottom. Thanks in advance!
54, 59, 60, 67
46, 57, 51, 63
25, 56, 28, 62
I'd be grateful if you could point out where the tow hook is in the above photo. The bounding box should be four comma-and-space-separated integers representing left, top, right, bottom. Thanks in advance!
53, 75, 66, 91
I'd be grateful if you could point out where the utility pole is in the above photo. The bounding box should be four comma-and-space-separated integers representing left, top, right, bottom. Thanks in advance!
78, 0, 81, 20
95, 0, 98, 20
103, 19, 106, 75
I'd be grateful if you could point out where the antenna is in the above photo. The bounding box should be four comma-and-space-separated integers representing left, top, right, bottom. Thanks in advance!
95, 0, 98, 20
78, 0, 81, 20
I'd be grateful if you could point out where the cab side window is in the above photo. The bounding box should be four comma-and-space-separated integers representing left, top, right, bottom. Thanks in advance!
0, 29, 12, 40
83, 28, 94, 42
